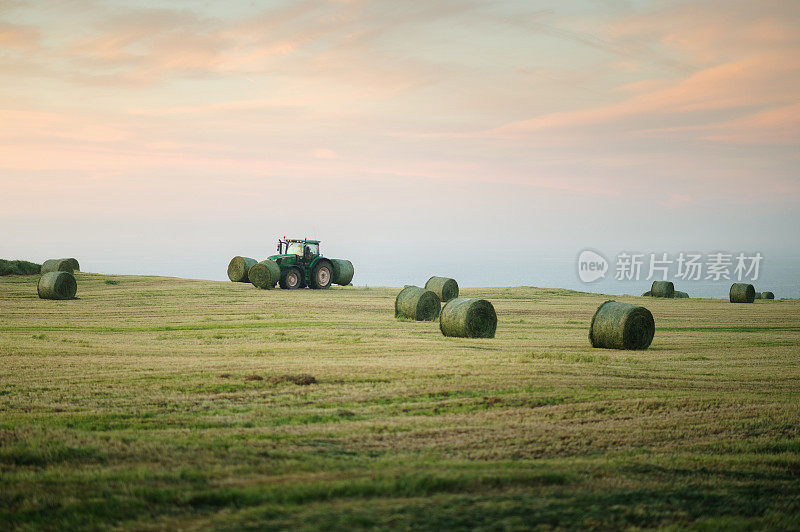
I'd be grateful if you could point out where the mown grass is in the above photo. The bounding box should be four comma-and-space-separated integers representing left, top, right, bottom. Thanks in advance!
0, 273, 799, 530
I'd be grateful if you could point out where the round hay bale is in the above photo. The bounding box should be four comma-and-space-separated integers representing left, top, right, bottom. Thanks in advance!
227, 256, 257, 283
41, 259, 74, 274
641, 291, 652, 297
589, 300, 654, 350
38, 271, 77, 300
395, 285, 440, 321
331, 259, 354, 286
425, 276, 459, 302
439, 298, 497, 338
64, 258, 79, 271
650, 281, 674, 298
674, 291, 690, 298
0, 259, 40, 275
249, 260, 281, 289
730, 283, 755, 303
762, 291, 775, 300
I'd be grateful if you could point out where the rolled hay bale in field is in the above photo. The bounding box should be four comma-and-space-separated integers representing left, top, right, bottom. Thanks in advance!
589, 300, 654, 350
64, 258, 79, 271
425, 276, 459, 302
650, 281, 674, 298
641, 291, 652, 297
249, 260, 281, 289
395, 285, 440, 321
0, 259, 41, 276
41, 258, 74, 274
227, 256, 257, 283
37, 271, 77, 300
331, 259, 354, 286
729, 283, 755, 303
762, 291, 775, 300
674, 291, 690, 298
439, 298, 497, 338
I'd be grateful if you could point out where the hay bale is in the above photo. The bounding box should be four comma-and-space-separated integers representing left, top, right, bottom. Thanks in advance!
439, 298, 497, 338
331, 259, 354, 286
37, 271, 77, 300
395, 286, 440, 321
674, 291, 690, 298
641, 291, 652, 297
0, 259, 40, 276
650, 281, 674, 298
249, 260, 281, 289
762, 291, 775, 300
227, 256, 257, 282
425, 276, 459, 302
64, 258, 79, 271
589, 300, 654, 350
41, 259, 74, 274
729, 283, 755, 303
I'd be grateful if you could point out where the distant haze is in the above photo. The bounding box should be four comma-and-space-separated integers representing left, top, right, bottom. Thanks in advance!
1, 1, 798, 298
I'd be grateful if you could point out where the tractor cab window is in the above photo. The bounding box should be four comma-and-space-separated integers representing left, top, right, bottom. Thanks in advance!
286, 242, 318, 257
286, 242, 304, 256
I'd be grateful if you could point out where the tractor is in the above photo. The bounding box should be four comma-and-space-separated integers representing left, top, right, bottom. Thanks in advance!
268, 238, 334, 289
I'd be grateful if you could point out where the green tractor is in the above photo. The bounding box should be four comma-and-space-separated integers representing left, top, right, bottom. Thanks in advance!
268, 238, 334, 290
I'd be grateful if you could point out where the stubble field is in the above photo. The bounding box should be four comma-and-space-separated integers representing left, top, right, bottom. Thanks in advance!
1, 273, 798, 530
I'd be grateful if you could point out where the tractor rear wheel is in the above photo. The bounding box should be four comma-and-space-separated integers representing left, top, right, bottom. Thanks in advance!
310, 261, 333, 289
279, 267, 302, 290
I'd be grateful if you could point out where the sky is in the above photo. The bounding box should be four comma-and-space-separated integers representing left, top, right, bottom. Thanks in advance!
1, 0, 798, 297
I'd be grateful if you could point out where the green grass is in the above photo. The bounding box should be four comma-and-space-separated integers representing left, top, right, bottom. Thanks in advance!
1, 273, 799, 530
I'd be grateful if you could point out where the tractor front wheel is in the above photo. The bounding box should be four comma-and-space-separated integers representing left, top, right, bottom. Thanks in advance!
310, 261, 333, 289
280, 267, 303, 290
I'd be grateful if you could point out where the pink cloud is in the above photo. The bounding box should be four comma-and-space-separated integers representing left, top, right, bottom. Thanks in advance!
0, 109, 130, 143
487, 52, 798, 140
0, 0, 796, 214
700, 103, 800, 145
466, 1, 794, 147
313, 148, 338, 159
0, 21, 38, 50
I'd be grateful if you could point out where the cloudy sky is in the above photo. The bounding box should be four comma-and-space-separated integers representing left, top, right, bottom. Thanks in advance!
1, 0, 798, 294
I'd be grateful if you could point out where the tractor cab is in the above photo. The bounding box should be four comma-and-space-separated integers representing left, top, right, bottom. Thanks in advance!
274, 238, 319, 263
282, 239, 319, 261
